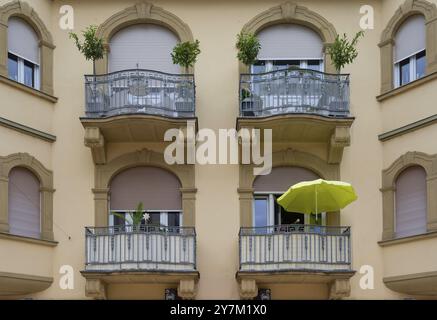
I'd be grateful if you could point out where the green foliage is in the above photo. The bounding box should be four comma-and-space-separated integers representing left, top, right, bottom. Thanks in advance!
69, 25, 105, 74
111, 202, 145, 226
327, 31, 364, 73
236, 32, 261, 66
171, 40, 201, 71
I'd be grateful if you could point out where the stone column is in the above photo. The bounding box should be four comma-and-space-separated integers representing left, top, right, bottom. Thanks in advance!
40, 187, 55, 240
39, 41, 55, 96
0, 175, 9, 233
379, 39, 394, 94
0, 22, 7, 77
426, 173, 437, 232
93, 188, 109, 227
426, 18, 437, 74
381, 186, 395, 240
323, 43, 336, 74
181, 188, 197, 227
238, 188, 254, 227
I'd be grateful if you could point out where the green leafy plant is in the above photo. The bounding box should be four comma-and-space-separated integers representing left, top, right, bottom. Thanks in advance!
171, 40, 201, 73
111, 202, 146, 227
236, 32, 261, 67
69, 25, 105, 75
327, 31, 364, 73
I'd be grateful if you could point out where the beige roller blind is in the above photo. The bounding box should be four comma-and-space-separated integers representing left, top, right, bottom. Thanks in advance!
257, 24, 323, 60
395, 15, 426, 62
110, 167, 182, 211
253, 166, 319, 193
8, 17, 40, 64
8, 167, 41, 238
395, 166, 427, 237
108, 24, 179, 73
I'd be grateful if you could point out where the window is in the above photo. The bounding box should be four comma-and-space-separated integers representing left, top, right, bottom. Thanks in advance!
7, 17, 40, 89
109, 166, 182, 228
252, 24, 324, 73
394, 15, 426, 87
8, 167, 41, 238
395, 166, 427, 238
108, 24, 180, 73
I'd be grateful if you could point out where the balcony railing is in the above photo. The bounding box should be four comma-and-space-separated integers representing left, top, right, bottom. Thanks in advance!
84, 225, 196, 272
84, 69, 195, 118
239, 68, 350, 117
239, 224, 351, 272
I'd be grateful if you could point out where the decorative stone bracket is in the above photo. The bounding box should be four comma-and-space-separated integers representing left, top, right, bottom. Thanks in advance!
328, 126, 351, 164
84, 127, 106, 165
328, 279, 352, 300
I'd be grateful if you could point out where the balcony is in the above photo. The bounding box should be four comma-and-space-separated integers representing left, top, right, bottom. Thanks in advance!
80, 225, 199, 299
236, 69, 354, 164
80, 69, 197, 164
84, 69, 195, 118
236, 224, 355, 299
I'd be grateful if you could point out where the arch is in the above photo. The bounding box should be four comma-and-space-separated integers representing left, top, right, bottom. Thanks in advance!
381, 151, 437, 240
238, 149, 339, 227
0, 0, 55, 95
253, 166, 319, 192
0, 152, 54, 240
240, 1, 338, 73
379, 0, 437, 93
95, 1, 194, 74
93, 149, 196, 227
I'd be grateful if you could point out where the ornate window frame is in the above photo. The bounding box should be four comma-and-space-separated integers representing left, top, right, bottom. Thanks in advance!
0, 0, 55, 96
379, 0, 437, 94
0, 153, 54, 241
93, 148, 196, 227
238, 149, 340, 227
381, 151, 437, 241
239, 1, 338, 73
95, 1, 194, 74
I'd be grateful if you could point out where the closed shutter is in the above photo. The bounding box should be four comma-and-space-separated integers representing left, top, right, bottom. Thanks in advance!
8, 167, 41, 238
257, 24, 323, 60
110, 167, 182, 211
8, 17, 39, 64
253, 166, 319, 193
395, 15, 426, 62
108, 24, 179, 73
395, 166, 427, 237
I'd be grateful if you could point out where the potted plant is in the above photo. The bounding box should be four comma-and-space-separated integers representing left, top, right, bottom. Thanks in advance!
236, 32, 262, 115
111, 202, 149, 232
69, 25, 106, 110
326, 31, 364, 114
171, 40, 200, 113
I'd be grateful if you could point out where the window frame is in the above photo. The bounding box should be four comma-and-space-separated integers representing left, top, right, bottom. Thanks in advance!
394, 49, 426, 88
109, 209, 183, 227
8, 52, 40, 89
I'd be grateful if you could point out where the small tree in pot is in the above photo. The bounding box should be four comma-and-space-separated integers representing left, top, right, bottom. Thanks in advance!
171, 40, 201, 74
236, 32, 262, 115
327, 31, 364, 74
111, 202, 149, 232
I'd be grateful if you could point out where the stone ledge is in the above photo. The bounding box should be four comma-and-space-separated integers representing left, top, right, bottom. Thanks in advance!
0, 75, 58, 103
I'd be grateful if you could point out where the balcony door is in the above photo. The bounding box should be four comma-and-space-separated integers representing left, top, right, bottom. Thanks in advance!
253, 166, 325, 229
109, 166, 182, 228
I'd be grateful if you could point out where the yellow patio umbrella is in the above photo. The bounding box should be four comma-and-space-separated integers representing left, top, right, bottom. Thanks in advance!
277, 179, 357, 218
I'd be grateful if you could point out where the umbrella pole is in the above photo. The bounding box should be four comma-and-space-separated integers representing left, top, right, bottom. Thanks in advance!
315, 186, 318, 223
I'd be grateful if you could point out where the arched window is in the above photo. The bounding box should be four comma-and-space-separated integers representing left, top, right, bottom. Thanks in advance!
8, 167, 41, 238
395, 166, 427, 238
108, 24, 179, 73
7, 17, 40, 89
394, 15, 426, 87
253, 24, 324, 73
109, 166, 182, 227
253, 167, 320, 227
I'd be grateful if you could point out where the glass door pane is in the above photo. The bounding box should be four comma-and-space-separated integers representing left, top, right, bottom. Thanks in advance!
254, 197, 269, 233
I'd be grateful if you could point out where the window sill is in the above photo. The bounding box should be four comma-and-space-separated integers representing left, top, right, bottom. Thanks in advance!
376, 71, 437, 102
0, 75, 58, 103
0, 232, 58, 247
378, 230, 437, 247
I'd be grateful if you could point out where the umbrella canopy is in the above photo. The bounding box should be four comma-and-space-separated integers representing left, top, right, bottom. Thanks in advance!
277, 179, 357, 214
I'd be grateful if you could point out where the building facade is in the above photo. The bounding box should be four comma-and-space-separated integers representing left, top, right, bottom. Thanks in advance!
1, 0, 437, 299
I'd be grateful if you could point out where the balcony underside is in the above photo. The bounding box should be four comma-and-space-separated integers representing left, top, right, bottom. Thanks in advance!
0, 272, 53, 296
237, 114, 354, 164
384, 271, 437, 296
80, 115, 197, 164
236, 270, 355, 300
81, 270, 199, 300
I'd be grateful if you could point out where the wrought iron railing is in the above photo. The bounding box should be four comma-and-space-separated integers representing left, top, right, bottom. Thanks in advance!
84, 225, 196, 272
239, 68, 350, 117
239, 224, 351, 272
84, 69, 195, 118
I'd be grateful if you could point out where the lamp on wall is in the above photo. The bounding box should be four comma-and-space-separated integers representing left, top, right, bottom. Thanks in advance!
257, 288, 271, 300
165, 288, 178, 300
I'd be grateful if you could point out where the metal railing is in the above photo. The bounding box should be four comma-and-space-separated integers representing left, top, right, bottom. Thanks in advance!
84, 225, 196, 272
239, 224, 351, 272
239, 68, 350, 117
84, 69, 195, 118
